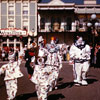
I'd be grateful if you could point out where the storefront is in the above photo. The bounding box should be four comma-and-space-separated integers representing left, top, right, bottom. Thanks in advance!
0, 28, 28, 51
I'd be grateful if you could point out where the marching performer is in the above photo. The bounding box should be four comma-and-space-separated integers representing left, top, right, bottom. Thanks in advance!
24, 40, 37, 79
30, 36, 50, 100
30, 36, 62, 100
0, 49, 24, 100
46, 37, 62, 90
69, 36, 91, 86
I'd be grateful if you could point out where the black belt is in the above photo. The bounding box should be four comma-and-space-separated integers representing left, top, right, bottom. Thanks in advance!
75, 59, 88, 63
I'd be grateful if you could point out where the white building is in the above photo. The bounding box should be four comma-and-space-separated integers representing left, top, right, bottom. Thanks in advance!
0, 0, 37, 50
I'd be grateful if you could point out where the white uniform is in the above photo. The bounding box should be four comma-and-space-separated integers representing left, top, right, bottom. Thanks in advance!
31, 36, 50, 100
46, 42, 62, 89
69, 38, 91, 85
0, 51, 24, 100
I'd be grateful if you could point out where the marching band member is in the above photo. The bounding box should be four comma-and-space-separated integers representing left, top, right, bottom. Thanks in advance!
0, 49, 24, 100
69, 36, 91, 86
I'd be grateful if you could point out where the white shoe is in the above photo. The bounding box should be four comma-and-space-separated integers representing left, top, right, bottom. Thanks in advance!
81, 80, 88, 86
55, 86, 58, 89
74, 79, 81, 84
82, 76, 87, 80
74, 80, 81, 86
74, 79, 78, 83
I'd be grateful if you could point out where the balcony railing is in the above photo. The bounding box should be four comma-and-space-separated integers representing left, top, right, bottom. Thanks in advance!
38, 22, 90, 32
38, 24, 73, 32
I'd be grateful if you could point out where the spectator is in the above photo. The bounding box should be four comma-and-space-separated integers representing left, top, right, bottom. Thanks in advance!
95, 43, 100, 68
2, 49, 6, 61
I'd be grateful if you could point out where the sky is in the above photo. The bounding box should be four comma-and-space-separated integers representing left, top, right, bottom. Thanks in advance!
97, 0, 100, 4
40, 0, 100, 4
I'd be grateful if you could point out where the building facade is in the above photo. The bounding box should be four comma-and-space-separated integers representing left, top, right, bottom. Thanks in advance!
37, 0, 100, 44
0, 0, 37, 50
0, 0, 100, 51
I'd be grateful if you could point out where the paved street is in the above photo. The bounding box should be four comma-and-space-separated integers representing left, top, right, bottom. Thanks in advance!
0, 61, 100, 100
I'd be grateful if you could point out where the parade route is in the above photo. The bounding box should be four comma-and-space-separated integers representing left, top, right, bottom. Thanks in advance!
0, 62, 100, 100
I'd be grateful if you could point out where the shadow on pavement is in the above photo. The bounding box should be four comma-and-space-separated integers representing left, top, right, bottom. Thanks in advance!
0, 75, 5, 88
87, 74, 96, 78
86, 78, 98, 84
57, 82, 75, 89
15, 91, 65, 100
48, 93, 65, 100
56, 78, 98, 89
58, 77, 63, 81
15, 91, 37, 100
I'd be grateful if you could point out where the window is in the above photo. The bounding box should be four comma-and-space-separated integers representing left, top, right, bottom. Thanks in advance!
23, 20, 28, 25
8, 4, 14, 15
9, 3, 14, 7
23, 26, 28, 30
23, 4, 28, 15
79, 18, 84, 28
23, 3, 28, 7
9, 37, 14, 42
8, 16, 14, 20
23, 16, 28, 20
3, 44, 7, 48
8, 21, 14, 27
8, 11, 14, 15
16, 44, 20, 49
51, 17, 61, 31
40, 18, 45, 29
51, 17, 56, 31
23, 10, 28, 15
9, 44, 14, 47
23, 20, 28, 30
66, 17, 72, 30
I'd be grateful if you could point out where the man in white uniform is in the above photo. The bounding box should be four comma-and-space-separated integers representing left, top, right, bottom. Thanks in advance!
69, 36, 91, 86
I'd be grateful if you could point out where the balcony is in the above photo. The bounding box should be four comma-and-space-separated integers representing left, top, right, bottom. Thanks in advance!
38, 22, 78, 32
38, 21, 89, 33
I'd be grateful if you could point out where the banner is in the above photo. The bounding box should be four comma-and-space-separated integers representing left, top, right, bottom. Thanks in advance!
0, 28, 27, 36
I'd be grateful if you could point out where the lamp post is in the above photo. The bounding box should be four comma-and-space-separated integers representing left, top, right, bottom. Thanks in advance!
87, 14, 99, 47
87, 14, 100, 66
